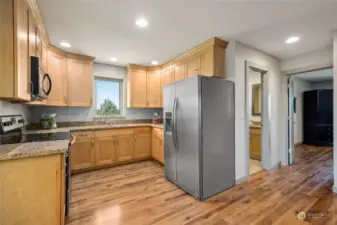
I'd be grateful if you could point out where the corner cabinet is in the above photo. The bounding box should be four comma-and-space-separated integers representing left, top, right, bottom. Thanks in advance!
146, 69, 162, 108
67, 58, 93, 107
0, 0, 30, 101
127, 66, 147, 108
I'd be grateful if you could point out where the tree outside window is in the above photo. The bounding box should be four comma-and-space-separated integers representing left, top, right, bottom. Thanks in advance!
95, 78, 122, 116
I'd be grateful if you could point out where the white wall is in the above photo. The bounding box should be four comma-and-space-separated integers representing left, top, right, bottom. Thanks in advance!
29, 63, 162, 123
281, 47, 333, 74
333, 34, 337, 194
292, 77, 312, 144
228, 41, 283, 181
0, 101, 30, 123
247, 70, 261, 122
311, 80, 333, 89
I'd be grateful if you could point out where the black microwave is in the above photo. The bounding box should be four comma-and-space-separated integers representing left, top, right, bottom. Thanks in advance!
30, 56, 52, 100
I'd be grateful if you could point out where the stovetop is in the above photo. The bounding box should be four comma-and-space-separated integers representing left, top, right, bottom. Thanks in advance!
0, 132, 71, 145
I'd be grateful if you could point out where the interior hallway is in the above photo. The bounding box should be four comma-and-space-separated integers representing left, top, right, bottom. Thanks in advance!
67, 145, 336, 225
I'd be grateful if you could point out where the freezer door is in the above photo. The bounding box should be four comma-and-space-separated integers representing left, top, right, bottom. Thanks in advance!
201, 77, 235, 199
175, 76, 201, 198
164, 83, 177, 182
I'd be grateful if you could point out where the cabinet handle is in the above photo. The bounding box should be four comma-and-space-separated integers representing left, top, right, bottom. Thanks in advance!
117, 140, 119, 146
92, 141, 94, 147
78, 134, 88, 137
134, 136, 137, 143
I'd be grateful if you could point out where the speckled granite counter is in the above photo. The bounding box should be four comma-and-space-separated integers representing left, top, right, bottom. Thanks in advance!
0, 140, 69, 161
25, 123, 164, 134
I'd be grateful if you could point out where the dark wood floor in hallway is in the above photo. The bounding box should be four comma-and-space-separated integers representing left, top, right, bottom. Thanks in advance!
66, 145, 337, 225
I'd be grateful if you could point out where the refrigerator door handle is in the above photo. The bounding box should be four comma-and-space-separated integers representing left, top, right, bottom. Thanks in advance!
173, 97, 178, 149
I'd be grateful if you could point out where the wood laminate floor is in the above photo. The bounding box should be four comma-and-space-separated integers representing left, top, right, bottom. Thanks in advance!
67, 145, 337, 225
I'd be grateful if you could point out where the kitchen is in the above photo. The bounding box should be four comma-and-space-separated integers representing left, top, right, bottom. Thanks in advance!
0, 0, 233, 224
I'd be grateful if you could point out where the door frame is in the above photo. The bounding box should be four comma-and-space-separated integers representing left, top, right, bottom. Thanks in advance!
283, 65, 333, 165
245, 61, 271, 176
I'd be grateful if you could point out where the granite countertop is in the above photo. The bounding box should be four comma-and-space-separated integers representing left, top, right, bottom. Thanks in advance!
25, 123, 164, 134
0, 140, 69, 161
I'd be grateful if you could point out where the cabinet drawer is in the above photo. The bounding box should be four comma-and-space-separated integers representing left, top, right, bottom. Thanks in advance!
153, 128, 164, 137
134, 127, 151, 134
72, 131, 94, 139
95, 128, 134, 137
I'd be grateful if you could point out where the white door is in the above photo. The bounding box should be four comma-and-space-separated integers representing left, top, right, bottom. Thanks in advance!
261, 72, 271, 170
288, 76, 295, 164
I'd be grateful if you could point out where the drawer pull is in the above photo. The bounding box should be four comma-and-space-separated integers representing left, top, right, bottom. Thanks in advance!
78, 134, 88, 137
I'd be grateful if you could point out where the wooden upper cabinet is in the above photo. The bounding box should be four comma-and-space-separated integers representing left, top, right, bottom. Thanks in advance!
146, 69, 162, 108
40, 41, 48, 72
47, 50, 68, 106
67, 58, 93, 107
174, 60, 186, 81
28, 11, 37, 57
162, 66, 175, 85
199, 47, 214, 76
127, 67, 147, 108
186, 54, 200, 78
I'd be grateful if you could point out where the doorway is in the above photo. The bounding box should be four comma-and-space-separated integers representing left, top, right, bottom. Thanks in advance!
245, 61, 270, 175
286, 67, 333, 165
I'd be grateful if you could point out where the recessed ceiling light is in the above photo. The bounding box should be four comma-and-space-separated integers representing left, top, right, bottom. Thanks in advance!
110, 57, 117, 62
60, 41, 71, 48
136, 18, 148, 28
151, 60, 158, 65
286, 36, 300, 44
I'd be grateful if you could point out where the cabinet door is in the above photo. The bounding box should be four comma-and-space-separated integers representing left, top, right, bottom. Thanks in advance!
95, 137, 116, 166
146, 69, 162, 108
158, 136, 164, 164
41, 41, 48, 72
70, 138, 95, 171
199, 47, 214, 76
174, 60, 186, 81
250, 129, 261, 160
134, 133, 151, 159
116, 135, 134, 162
28, 11, 37, 57
151, 134, 160, 160
47, 51, 67, 106
130, 69, 147, 107
186, 54, 199, 78
67, 59, 93, 106
14, 0, 30, 101
162, 66, 175, 85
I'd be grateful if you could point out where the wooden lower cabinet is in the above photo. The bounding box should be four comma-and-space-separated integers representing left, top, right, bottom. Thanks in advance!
0, 154, 64, 225
134, 133, 151, 159
94, 136, 116, 166
152, 129, 164, 164
250, 127, 261, 160
116, 134, 134, 162
70, 137, 95, 171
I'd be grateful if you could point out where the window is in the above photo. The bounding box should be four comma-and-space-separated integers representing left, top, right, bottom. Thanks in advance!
95, 78, 123, 117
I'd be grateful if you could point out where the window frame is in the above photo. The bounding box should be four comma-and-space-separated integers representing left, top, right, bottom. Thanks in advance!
94, 77, 124, 118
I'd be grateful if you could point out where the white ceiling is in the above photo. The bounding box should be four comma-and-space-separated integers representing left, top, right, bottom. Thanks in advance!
294, 68, 333, 82
37, 0, 337, 66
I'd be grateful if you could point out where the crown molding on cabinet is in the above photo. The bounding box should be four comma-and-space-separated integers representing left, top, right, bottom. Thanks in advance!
127, 37, 228, 70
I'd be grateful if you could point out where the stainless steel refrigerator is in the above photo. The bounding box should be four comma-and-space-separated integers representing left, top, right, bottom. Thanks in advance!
164, 75, 235, 200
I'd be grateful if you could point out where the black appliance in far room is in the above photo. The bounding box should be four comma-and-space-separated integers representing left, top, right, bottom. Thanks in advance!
30, 56, 52, 100
303, 89, 333, 146
0, 115, 71, 217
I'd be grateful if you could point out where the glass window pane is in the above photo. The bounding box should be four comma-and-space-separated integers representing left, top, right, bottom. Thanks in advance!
95, 79, 121, 116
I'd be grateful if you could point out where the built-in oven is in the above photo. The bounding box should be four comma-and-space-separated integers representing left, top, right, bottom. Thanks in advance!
30, 56, 52, 100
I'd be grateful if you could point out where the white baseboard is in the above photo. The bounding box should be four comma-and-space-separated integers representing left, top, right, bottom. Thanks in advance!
333, 185, 337, 194
235, 176, 249, 185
